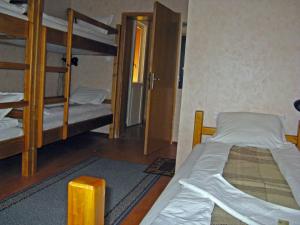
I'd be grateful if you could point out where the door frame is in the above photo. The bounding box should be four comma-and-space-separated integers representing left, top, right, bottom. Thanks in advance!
113, 13, 153, 138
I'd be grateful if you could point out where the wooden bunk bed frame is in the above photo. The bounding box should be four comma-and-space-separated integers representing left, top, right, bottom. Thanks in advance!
35, 8, 119, 148
0, 0, 44, 176
0, 0, 120, 176
192, 111, 300, 148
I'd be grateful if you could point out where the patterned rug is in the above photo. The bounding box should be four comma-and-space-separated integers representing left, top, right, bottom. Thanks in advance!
0, 158, 160, 225
144, 158, 176, 177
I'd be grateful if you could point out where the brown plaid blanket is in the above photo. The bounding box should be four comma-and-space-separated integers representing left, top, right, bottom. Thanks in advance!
210, 146, 299, 225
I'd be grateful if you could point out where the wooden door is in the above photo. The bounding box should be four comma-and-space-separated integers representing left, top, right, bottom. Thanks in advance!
144, 2, 181, 155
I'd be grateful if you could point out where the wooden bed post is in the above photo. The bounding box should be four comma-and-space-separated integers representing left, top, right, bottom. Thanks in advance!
22, 0, 44, 176
192, 111, 203, 147
62, 9, 74, 140
36, 26, 47, 148
110, 24, 122, 139
68, 176, 106, 225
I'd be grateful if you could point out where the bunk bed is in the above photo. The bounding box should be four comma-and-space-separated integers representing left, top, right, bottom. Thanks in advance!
0, 0, 32, 162
34, 7, 119, 147
0, 0, 120, 175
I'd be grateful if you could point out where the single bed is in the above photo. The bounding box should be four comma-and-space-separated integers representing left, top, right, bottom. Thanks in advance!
141, 111, 300, 225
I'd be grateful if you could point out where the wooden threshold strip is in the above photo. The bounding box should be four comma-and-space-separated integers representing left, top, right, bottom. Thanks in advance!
46, 66, 68, 73
0, 62, 29, 70
72, 10, 117, 35
44, 96, 66, 105
0, 101, 28, 109
7, 109, 23, 119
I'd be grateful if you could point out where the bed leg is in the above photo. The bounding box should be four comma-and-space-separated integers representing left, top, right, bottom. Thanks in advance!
68, 176, 106, 225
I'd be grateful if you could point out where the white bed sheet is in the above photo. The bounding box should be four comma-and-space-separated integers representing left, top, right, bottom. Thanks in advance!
142, 143, 300, 225
0, 117, 18, 130
0, 1, 116, 46
0, 127, 23, 141
140, 144, 207, 225
42, 103, 112, 130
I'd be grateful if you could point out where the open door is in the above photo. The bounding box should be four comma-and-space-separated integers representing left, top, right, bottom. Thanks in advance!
144, 2, 181, 155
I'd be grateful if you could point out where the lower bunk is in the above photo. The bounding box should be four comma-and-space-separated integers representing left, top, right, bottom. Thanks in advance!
0, 103, 113, 159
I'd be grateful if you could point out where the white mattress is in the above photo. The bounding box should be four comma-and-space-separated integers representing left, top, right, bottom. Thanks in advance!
141, 143, 300, 224
42, 103, 112, 130
0, 127, 23, 141
0, 104, 111, 142
0, 1, 116, 47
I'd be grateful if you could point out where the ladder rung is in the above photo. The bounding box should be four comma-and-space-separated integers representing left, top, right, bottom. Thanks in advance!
44, 96, 66, 105
7, 109, 23, 119
46, 66, 68, 73
0, 62, 29, 70
0, 100, 28, 109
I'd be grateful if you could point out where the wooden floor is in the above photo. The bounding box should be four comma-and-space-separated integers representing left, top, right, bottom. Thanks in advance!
0, 126, 176, 224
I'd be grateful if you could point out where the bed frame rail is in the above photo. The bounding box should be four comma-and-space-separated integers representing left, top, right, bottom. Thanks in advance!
0, 12, 28, 38
193, 111, 300, 149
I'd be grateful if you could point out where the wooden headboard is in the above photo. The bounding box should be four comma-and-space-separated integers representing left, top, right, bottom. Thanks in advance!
192, 111, 300, 149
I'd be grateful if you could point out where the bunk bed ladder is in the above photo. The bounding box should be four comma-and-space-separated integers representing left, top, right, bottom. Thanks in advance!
62, 9, 74, 140
110, 24, 122, 139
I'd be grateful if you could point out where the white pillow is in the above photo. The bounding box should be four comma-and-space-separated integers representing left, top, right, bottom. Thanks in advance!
208, 112, 286, 149
0, 92, 24, 120
70, 86, 108, 105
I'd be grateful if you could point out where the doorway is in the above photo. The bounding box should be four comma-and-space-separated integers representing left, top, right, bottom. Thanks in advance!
126, 20, 148, 128
113, 3, 181, 155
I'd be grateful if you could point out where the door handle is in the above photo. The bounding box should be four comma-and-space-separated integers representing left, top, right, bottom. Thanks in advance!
149, 72, 160, 90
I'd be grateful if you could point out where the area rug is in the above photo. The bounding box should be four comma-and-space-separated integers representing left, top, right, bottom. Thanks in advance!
0, 158, 160, 225
144, 158, 175, 177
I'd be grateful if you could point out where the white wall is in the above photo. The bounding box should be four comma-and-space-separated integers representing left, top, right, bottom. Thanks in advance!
44, 0, 71, 19
177, 0, 300, 169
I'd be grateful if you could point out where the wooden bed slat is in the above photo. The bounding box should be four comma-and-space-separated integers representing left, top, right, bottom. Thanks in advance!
0, 62, 29, 70
42, 114, 113, 146
44, 96, 66, 105
0, 100, 28, 109
7, 109, 23, 119
72, 35, 117, 55
46, 28, 117, 55
68, 115, 113, 137
0, 13, 28, 38
0, 136, 24, 160
46, 66, 68, 73
72, 9, 117, 35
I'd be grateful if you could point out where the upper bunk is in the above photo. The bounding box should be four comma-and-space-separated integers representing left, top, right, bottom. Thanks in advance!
0, 0, 118, 55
